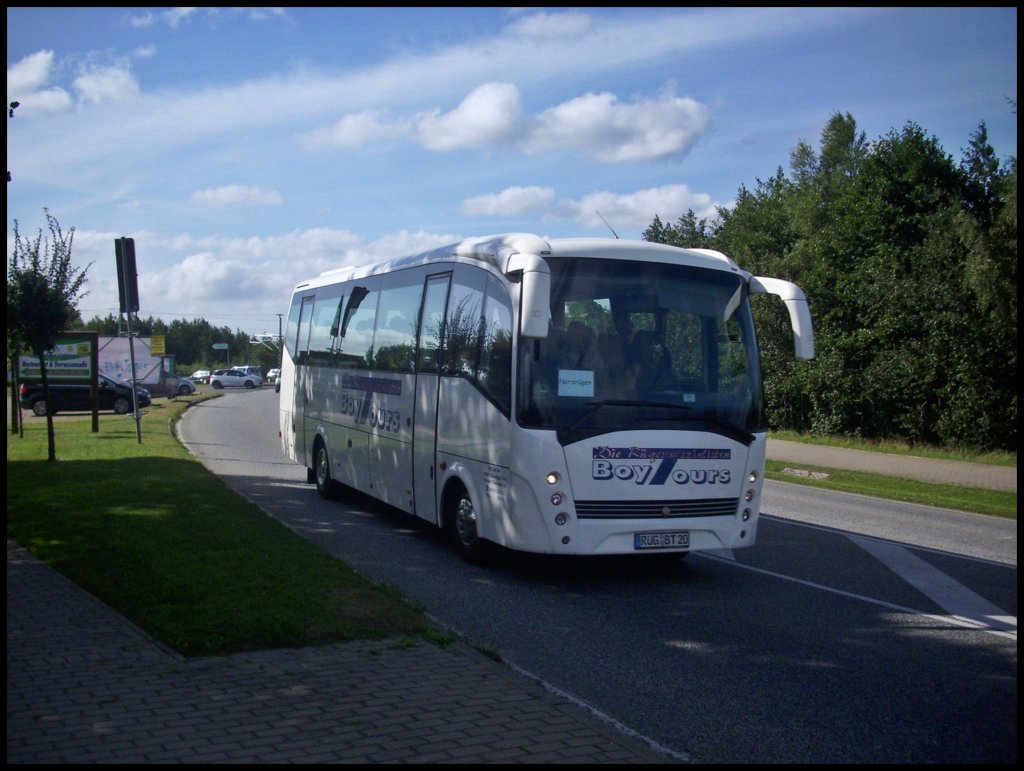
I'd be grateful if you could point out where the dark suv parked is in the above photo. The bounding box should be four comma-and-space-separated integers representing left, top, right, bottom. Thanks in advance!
19, 373, 152, 416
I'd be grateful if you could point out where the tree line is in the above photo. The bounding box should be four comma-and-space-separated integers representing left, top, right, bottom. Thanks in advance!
643, 112, 1016, 452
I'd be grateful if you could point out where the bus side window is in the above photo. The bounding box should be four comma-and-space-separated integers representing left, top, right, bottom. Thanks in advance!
372, 272, 423, 373
444, 266, 486, 378
336, 279, 380, 369
307, 287, 343, 367
287, 294, 313, 366
478, 273, 513, 414
417, 273, 450, 374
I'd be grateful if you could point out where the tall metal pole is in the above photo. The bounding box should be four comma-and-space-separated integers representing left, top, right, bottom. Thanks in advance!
117, 237, 142, 444
124, 309, 142, 444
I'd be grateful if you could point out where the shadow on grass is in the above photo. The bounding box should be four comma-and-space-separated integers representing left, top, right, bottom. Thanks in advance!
7, 455, 430, 657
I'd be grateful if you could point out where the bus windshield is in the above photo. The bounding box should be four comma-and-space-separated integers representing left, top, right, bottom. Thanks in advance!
517, 257, 765, 445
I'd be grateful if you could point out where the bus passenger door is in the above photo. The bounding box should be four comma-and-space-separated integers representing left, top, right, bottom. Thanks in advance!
412, 273, 450, 524
295, 295, 316, 469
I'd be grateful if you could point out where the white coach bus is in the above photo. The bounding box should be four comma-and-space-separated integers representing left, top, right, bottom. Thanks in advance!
279, 234, 813, 562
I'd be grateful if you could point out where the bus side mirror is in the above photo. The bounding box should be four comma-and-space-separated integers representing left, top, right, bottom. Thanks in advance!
750, 277, 815, 359
506, 253, 550, 338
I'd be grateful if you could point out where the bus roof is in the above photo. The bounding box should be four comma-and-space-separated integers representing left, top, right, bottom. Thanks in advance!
546, 238, 743, 274
298, 233, 746, 292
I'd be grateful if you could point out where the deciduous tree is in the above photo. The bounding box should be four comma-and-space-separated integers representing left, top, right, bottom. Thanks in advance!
7, 211, 91, 460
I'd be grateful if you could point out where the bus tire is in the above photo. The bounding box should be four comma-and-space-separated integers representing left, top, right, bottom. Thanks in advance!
313, 439, 341, 500
447, 483, 491, 564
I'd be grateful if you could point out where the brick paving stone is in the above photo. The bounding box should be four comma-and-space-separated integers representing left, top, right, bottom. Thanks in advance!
7, 541, 683, 764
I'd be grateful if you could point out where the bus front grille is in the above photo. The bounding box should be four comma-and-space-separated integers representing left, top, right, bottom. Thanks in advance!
573, 498, 740, 519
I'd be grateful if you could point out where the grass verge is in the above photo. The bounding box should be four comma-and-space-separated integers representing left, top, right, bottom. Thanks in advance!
764, 461, 1016, 519
766, 431, 1016, 519
6, 394, 431, 657
768, 429, 1017, 467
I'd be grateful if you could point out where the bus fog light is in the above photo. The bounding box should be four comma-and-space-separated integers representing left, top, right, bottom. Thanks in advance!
545, 472, 559, 485
742, 508, 751, 521
744, 489, 755, 502
554, 512, 568, 526
551, 492, 564, 506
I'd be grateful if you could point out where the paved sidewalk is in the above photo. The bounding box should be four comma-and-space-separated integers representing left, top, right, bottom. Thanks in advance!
6, 541, 681, 764
767, 439, 1017, 493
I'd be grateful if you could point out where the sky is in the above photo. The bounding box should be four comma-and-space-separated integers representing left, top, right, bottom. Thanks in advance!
6, 7, 1018, 339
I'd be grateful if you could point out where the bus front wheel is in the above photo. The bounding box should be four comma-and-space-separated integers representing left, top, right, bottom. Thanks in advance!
448, 485, 491, 564
314, 440, 340, 500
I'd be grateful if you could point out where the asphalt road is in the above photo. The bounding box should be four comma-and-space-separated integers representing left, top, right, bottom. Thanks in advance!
179, 388, 1017, 764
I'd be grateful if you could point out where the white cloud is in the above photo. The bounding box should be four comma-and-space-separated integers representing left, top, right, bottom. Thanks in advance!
74, 64, 141, 104
69, 227, 365, 325
7, 50, 57, 93
188, 185, 284, 207
505, 10, 593, 38
416, 82, 523, 151
8, 50, 141, 110
310, 82, 714, 164
128, 8, 200, 29
242, 8, 290, 23
10, 87, 73, 114
302, 110, 408, 149
461, 184, 717, 230
128, 7, 289, 32
526, 90, 712, 162
559, 185, 718, 229
462, 186, 556, 217
69, 226, 459, 329
6, 50, 72, 113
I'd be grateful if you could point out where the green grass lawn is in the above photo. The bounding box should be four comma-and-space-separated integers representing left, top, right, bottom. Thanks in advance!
7, 394, 433, 656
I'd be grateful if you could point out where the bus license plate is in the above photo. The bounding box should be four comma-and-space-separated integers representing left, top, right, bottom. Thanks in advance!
634, 531, 690, 551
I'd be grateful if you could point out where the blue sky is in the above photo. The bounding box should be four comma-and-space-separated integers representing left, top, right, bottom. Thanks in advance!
6, 7, 1017, 337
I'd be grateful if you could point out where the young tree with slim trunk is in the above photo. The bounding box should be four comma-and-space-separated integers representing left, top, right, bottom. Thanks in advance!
7, 210, 91, 461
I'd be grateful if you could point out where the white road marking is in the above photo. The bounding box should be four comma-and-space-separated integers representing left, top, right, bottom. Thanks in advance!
849, 535, 1016, 633
698, 551, 1016, 641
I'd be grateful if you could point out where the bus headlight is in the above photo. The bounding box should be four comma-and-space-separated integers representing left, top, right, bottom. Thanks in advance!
748, 470, 758, 483
551, 492, 564, 506
545, 472, 559, 485
554, 512, 568, 526
744, 489, 755, 502
742, 508, 752, 521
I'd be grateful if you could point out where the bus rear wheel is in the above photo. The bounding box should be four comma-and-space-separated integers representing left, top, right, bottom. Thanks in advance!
449, 485, 491, 564
314, 440, 340, 500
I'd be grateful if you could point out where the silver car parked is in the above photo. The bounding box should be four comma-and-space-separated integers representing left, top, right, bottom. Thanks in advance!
209, 369, 260, 389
